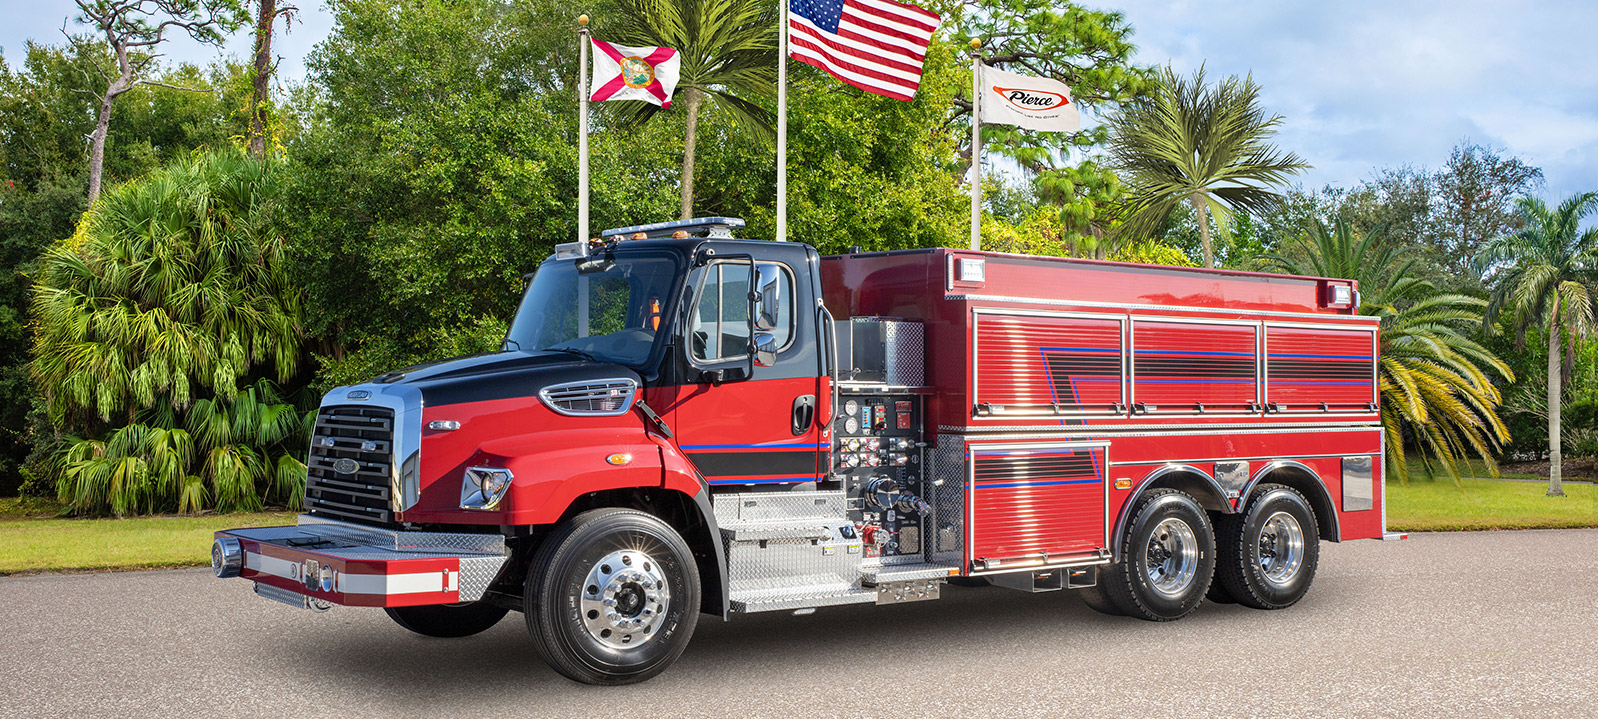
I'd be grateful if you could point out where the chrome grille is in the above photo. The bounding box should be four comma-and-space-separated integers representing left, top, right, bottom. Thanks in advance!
538, 378, 638, 416
304, 405, 396, 525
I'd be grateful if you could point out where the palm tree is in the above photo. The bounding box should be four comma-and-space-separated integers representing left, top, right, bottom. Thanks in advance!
32, 150, 310, 514
1106, 66, 1309, 267
608, 0, 777, 219
1270, 219, 1512, 484
1475, 193, 1598, 496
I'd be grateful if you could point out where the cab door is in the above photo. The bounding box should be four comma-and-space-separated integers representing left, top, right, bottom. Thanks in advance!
665, 242, 827, 489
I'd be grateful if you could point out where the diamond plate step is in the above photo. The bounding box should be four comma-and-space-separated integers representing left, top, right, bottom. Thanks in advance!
861, 562, 960, 586
729, 586, 877, 614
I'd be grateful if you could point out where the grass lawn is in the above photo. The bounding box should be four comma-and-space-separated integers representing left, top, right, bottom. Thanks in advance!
0, 498, 293, 575
1385, 479, 1598, 532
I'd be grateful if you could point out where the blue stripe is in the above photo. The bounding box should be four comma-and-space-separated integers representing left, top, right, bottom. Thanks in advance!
1133, 378, 1256, 384
1269, 353, 1373, 360
972, 478, 1101, 489
707, 475, 815, 486
1137, 349, 1255, 357
1266, 380, 1371, 386
1039, 346, 1121, 353
680, 443, 827, 450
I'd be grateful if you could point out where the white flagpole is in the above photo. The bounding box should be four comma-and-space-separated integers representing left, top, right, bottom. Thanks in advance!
776, 0, 788, 242
969, 39, 982, 251
578, 15, 591, 244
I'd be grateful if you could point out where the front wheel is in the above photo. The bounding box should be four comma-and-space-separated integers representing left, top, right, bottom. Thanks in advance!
385, 601, 509, 638
1213, 484, 1319, 610
525, 508, 700, 685
1099, 489, 1216, 622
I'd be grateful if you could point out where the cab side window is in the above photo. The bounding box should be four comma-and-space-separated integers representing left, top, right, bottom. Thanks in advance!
690, 261, 793, 363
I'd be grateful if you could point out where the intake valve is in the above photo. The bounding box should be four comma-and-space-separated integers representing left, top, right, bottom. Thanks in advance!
895, 492, 932, 516
864, 477, 899, 510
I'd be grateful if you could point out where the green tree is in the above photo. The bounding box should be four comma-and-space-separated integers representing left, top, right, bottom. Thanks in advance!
956, 0, 1154, 254
30, 151, 308, 514
606, 0, 776, 219
1106, 66, 1309, 268
1270, 219, 1512, 484
70, 0, 248, 203
1, 43, 251, 494
287, 0, 685, 387
1476, 193, 1598, 496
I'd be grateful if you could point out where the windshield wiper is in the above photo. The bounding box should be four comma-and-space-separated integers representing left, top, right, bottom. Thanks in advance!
546, 347, 600, 362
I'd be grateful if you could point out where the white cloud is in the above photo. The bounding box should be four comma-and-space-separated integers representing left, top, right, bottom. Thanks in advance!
1093, 0, 1598, 200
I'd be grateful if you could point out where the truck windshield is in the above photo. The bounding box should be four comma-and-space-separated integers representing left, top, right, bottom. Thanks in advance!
505, 250, 682, 368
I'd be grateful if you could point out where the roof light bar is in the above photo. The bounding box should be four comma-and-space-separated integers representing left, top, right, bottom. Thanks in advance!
600, 216, 746, 240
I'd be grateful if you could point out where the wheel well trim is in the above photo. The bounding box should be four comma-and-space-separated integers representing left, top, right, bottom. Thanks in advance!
1242, 460, 1340, 542
1111, 463, 1229, 563
687, 486, 731, 620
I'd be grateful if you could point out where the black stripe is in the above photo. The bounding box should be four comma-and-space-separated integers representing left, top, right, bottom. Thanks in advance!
686, 450, 819, 478
1135, 355, 1255, 378
1043, 354, 1122, 375
1268, 359, 1373, 380
974, 455, 1099, 481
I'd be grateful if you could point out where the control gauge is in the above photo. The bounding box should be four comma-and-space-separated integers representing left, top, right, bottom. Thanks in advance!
844, 417, 860, 434
844, 399, 860, 416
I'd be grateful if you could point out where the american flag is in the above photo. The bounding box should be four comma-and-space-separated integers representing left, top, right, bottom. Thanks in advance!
788, 0, 941, 101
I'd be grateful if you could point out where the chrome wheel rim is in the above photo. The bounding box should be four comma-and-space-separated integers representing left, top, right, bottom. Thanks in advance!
1256, 511, 1305, 585
1144, 517, 1199, 597
579, 549, 671, 650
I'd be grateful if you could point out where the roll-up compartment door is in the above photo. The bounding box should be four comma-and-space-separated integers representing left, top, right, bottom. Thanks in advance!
966, 441, 1110, 570
1264, 325, 1378, 411
1131, 320, 1258, 414
973, 312, 1125, 417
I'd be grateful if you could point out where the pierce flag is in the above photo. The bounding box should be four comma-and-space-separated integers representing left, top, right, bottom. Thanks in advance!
590, 39, 681, 108
978, 63, 1080, 133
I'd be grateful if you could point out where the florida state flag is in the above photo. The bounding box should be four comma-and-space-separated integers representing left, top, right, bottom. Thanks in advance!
590, 39, 681, 108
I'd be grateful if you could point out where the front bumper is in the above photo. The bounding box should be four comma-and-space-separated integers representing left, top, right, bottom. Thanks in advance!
213, 515, 510, 608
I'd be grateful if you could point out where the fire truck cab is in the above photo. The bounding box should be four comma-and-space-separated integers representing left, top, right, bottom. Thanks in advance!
213, 216, 1390, 685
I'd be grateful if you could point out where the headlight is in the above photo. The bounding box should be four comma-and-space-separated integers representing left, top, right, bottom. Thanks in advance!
460, 467, 515, 510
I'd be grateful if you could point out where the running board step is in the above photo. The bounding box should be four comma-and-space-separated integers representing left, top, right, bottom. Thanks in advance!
861, 563, 960, 586
729, 584, 877, 614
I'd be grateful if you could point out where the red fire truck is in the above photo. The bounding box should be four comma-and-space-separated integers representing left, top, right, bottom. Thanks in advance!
213, 216, 1392, 684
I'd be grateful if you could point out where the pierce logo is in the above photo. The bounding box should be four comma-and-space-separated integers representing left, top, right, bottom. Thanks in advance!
993, 86, 1068, 113
347, 390, 371, 400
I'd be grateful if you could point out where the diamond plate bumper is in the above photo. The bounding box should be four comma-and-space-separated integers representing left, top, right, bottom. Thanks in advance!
215, 515, 509, 608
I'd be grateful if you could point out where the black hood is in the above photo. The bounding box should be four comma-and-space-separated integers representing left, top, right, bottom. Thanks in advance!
381, 350, 642, 408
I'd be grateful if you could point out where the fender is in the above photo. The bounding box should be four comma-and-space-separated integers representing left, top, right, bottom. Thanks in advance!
1111, 463, 1230, 563
1242, 459, 1341, 542
654, 433, 730, 620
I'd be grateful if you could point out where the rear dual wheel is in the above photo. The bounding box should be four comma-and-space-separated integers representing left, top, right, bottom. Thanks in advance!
1211, 484, 1319, 609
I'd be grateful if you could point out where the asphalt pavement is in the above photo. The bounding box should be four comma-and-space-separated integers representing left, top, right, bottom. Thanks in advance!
2, 529, 1595, 719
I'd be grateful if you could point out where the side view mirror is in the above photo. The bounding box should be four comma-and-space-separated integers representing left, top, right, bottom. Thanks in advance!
753, 332, 778, 367
751, 262, 782, 332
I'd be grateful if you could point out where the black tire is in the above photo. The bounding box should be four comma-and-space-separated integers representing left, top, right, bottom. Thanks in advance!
385, 601, 509, 638
1205, 512, 1239, 604
1215, 484, 1319, 610
1099, 489, 1216, 622
1076, 581, 1124, 616
525, 508, 700, 685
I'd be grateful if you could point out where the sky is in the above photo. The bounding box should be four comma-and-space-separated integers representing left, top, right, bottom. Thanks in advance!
5, 0, 1598, 201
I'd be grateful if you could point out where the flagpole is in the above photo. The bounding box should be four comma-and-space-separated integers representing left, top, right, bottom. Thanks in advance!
776, 0, 788, 242
578, 15, 591, 244
969, 38, 981, 251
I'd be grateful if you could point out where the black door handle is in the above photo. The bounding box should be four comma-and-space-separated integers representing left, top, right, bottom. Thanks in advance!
792, 395, 817, 435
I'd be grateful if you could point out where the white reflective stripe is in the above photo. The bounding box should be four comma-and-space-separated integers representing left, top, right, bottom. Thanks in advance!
246, 552, 300, 582
246, 550, 458, 596
337, 570, 458, 596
